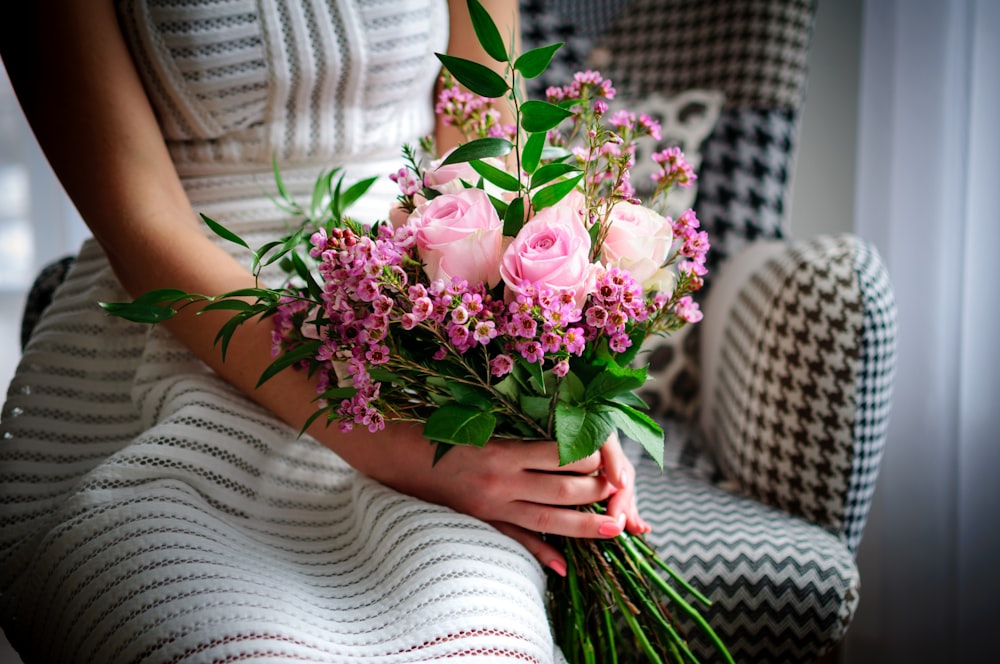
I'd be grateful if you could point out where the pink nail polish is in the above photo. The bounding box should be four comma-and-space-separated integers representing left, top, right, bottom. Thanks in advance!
598, 520, 623, 537
548, 560, 567, 577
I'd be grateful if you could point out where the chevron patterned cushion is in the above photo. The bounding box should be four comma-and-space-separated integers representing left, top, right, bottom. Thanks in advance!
630, 426, 859, 664
702, 235, 896, 551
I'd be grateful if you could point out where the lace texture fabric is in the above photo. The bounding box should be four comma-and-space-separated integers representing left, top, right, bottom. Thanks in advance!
0, 1, 564, 661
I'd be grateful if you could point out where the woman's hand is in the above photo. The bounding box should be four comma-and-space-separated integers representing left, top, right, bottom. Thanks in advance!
336, 423, 648, 576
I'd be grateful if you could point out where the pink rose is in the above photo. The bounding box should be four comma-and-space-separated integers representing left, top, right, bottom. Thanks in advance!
408, 188, 504, 287
500, 203, 596, 304
425, 150, 507, 195
600, 201, 676, 293
424, 160, 477, 195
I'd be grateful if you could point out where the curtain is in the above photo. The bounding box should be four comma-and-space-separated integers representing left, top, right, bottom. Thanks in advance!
845, 0, 1000, 661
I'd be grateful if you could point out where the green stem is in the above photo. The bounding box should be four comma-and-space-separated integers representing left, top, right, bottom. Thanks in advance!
601, 605, 618, 664
605, 545, 694, 663
612, 587, 664, 664
631, 537, 713, 607
619, 536, 735, 664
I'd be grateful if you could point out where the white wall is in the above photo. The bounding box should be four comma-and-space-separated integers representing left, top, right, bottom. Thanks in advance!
789, 0, 863, 241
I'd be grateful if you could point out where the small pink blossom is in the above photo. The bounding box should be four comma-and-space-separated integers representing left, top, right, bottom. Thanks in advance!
490, 354, 514, 377
675, 296, 703, 323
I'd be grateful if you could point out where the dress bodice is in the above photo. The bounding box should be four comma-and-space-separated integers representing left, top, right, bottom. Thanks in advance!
116, 0, 449, 177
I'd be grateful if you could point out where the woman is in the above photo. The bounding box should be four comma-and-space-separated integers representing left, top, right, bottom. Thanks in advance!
0, 0, 645, 661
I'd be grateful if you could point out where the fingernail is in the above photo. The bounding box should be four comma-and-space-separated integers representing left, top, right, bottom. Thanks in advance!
598, 517, 624, 537
617, 468, 626, 487
548, 559, 567, 577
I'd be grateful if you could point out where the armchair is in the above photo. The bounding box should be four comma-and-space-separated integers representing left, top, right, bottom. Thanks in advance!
17, 1, 896, 661
520, 0, 897, 661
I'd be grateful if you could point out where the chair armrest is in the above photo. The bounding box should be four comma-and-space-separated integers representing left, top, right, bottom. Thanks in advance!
699, 234, 897, 552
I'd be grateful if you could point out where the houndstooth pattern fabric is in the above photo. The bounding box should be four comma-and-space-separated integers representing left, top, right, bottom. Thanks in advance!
707, 235, 868, 536
519, 0, 589, 100
630, 434, 859, 664
597, 0, 816, 109
696, 109, 799, 276
842, 240, 897, 552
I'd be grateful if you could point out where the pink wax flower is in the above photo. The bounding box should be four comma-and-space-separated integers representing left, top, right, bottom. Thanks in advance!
408, 188, 504, 287
500, 203, 596, 306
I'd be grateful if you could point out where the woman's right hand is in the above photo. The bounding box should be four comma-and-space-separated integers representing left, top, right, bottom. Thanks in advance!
332, 422, 648, 576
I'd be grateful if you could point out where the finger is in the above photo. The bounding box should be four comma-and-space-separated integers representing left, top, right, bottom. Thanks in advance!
513, 440, 603, 475
555, 450, 603, 476
606, 477, 647, 534
518, 471, 615, 506
491, 521, 567, 576
507, 501, 625, 540
599, 431, 627, 489
602, 450, 648, 534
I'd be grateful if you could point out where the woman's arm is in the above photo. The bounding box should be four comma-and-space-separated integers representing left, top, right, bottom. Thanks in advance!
1, 0, 645, 575
437, 0, 521, 151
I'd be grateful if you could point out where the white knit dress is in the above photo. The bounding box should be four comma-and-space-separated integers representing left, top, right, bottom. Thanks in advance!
0, 1, 562, 662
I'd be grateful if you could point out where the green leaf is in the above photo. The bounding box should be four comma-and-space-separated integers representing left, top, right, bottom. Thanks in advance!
513, 43, 563, 79
611, 391, 651, 410
559, 370, 586, 403
368, 366, 403, 384
310, 168, 337, 219
432, 441, 456, 466
272, 155, 291, 202
201, 214, 250, 250
257, 340, 321, 387
584, 362, 647, 402
423, 403, 497, 447
531, 173, 584, 210
99, 301, 177, 324
554, 402, 614, 465
606, 402, 664, 469
446, 382, 493, 410
520, 395, 552, 424
503, 196, 525, 236
541, 145, 573, 161
487, 191, 509, 219
440, 137, 514, 166
470, 159, 521, 192
435, 53, 509, 98
318, 387, 358, 401
521, 132, 546, 174
493, 374, 521, 402
132, 288, 198, 305
588, 219, 601, 247
214, 310, 253, 361
217, 287, 281, 303
518, 356, 546, 394
199, 299, 254, 313
520, 100, 574, 133
251, 239, 288, 273
466, 0, 508, 62
290, 250, 322, 301
530, 162, 580, 189
336, 175, 379, 218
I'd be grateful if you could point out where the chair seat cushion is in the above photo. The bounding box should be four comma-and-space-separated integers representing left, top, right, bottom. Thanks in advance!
630, 422, 860, 663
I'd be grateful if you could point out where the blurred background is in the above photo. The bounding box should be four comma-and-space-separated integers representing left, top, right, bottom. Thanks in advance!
1, 0, 997, 662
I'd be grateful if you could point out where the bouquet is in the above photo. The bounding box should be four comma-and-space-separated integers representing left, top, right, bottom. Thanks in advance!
104, 2, 732, 661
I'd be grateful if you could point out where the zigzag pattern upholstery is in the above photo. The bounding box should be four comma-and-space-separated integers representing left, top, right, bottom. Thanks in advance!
630, 426, 860, 663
